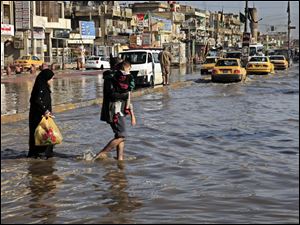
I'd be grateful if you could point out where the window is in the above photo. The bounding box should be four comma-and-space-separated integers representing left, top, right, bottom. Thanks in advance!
249, 57, 267, 62
226, 52, 242, 59
216, 60, 238, 67
21, 56, 30, 60
153, 53, 160, 63
32, 56, 40, 61
148, 53, 152, 63
205, 58, 218, 64
270, 56, 285, 60
119, 52, 147, 64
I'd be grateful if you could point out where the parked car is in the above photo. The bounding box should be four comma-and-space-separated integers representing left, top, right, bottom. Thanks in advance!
269, 55, 288, 70
200, 57, 219, 74
85, 56, 110, 70
14, 55, 44, 70
246, 56, 275, 75
211, 58, 247, 83
119, 49, 163, 86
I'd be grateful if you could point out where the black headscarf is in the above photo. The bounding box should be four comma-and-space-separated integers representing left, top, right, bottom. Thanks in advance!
30, 69, 54, 99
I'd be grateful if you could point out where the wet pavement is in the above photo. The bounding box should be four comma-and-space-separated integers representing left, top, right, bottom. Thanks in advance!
1, 64, 299, 223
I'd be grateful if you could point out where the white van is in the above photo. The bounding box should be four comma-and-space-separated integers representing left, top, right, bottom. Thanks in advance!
118, 49, 163, 86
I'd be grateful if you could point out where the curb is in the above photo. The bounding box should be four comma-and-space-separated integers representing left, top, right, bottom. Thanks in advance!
1, 81, 193, 124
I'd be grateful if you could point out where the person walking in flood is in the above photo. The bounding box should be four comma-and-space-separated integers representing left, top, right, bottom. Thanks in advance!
94, 57, 136, 161
28, 69, 55, 159
159, 47, 173, 85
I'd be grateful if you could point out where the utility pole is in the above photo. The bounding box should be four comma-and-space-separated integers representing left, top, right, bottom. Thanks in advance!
30, 1, 35, 56
287, 1, 291, 66
241, 0, 249, 67
244, 0, 248, 33
148, 10, 152, 47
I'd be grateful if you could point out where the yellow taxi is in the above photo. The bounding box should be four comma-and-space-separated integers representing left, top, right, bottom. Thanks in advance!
269, 55, 288, 70
200, 57, 219, 74
246, 56, 275, 75
14, 55, 44, 69
211, 58, 247, 82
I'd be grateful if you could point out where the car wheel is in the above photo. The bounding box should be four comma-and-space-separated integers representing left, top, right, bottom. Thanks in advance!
100, 65, 104, 70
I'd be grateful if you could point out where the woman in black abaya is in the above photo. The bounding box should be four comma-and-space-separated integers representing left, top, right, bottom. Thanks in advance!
28, 69, 55, 158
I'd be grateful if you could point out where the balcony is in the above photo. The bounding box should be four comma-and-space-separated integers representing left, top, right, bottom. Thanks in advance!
33, 15, 71, 30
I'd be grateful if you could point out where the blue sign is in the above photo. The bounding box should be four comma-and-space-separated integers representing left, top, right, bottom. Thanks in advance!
80, 21, 95, 39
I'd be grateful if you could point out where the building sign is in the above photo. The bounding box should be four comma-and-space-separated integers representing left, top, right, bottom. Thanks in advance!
1, 24, 14, 36
130, 35, 137, 47
107, 35, 129, 45
28, 29, 45, 39
129, 34, 142, 47
136, 14, 145, 32
15, 1, 30, 30
53, 29, 70, 39
79, 21, 96, 39
152, 16, 172, 32
142, 33, 151, 46
242, 32, 251, 47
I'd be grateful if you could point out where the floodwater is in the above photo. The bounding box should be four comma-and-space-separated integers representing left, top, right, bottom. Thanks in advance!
1, 65, 299, 223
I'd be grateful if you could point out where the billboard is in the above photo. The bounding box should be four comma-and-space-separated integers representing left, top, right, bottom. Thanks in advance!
79, 21, 96, 39
15, 1, 30, 30
151, 16, 172, 32
242, 32, 251, 47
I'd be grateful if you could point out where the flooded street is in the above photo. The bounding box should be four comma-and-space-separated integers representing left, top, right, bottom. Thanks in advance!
1, 65, 299, 223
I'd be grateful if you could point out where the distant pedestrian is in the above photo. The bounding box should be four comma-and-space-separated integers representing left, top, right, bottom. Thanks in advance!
94, 57, 136, 161
6, 64, 12, 76
78, 45, 86, 69
30, 64, 36, 76
159, 47, 173, 85
28, 69, 55, 159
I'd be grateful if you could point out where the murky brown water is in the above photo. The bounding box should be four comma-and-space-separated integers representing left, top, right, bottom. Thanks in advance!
1, 65, 299, 223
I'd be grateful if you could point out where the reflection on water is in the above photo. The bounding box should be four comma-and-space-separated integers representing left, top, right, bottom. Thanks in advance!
1, 74, 104, 115
1, 67, 192, 116
99, 162, 142, 224
27, 159, 62, 224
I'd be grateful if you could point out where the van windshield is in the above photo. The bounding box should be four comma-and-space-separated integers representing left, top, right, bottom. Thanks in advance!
119, 52, 147, 64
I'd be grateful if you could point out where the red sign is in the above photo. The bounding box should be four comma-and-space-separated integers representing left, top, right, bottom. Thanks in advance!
1, 24, 14, 36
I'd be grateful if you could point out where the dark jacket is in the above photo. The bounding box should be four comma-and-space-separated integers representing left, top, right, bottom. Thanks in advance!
101, 70, 129, 123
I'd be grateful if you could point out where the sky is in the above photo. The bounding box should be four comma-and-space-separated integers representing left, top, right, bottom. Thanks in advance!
125, 1, 299, 39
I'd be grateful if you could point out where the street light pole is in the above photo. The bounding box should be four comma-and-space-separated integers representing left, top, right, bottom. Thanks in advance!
30, 1, 35, 56
287, 1, 291, 66
244, 0, 248, 33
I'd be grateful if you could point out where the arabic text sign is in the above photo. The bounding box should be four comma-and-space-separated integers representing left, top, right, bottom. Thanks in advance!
80, 21, 96, 39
